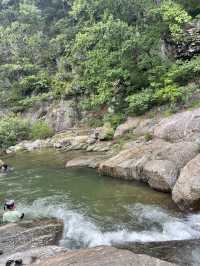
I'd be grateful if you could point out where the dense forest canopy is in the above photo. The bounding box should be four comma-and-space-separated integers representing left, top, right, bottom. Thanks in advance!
0, 0, 199, 118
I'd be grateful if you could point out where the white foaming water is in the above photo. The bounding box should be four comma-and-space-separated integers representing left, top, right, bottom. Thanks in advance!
17, 199, 200, 249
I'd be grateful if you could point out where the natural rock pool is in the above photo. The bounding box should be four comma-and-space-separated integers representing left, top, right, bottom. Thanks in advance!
1, 149, 200, 264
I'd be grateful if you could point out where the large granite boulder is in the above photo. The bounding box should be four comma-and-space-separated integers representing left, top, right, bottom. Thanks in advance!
114, 117, 141, 138
154, 108, 200, 142
172, 154, 200, 211
0, 219, 63, 256
0, 246, 66, 266
35, 246, 175, 266
143, 160, 178, 192
99, 139, 199, 192
114, 117, 157, 139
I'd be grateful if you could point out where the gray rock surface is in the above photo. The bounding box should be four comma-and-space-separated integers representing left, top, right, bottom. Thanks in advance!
0, 246, 66, 266
66, 154, 108, 169
35, 246, 176, 266
45, 100, 78, 132
0, 219, 63, 256
99, 139, 199, 192
172, 154, 200, 211
114, 117, 141, 138
144, 160, 178, 192
23, 100, 78, 132
154, 108, 200, 142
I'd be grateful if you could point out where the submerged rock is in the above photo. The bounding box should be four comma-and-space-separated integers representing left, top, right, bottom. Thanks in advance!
35, 246, 175, 266
0, 219, 63, 256
172, 154, 200, 211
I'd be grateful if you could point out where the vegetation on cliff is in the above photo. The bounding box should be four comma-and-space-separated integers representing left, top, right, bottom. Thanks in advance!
0, 0, 200, 147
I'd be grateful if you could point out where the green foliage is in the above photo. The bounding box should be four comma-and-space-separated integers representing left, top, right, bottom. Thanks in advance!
103, 113, 125, 129
127, 90, 154, 115
0, 116, 30, 149
0, 0, 198, 118
19, 74, 51, 97
30, 121, 54, 140
144, 133, 153, 142
154, 85, 184, 106
159, 1, 191, 40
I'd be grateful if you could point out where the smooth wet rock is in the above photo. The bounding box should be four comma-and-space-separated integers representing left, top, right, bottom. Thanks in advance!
0, 246, 66, 266
66, 155, 107, 169
154, 108, 200, 142
172, 154, 200, 211
0, 219, 63, 256
35, 246, 175, 266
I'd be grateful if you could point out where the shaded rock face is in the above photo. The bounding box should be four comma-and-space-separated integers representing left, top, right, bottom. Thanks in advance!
45, 100, 79, 132
23, 100, 79, 132
98, 139, 199, 192
35, 246, 175, 266
0, 246, 66, 266
0, 219, 63, 256
172, 154, 200, 211
165, 20, 200, 59
154, 108, 200, 142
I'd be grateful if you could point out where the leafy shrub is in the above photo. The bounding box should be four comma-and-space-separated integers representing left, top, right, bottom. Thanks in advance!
154, 85, 184, 105
127, 90, 154, 115
0, 116, 30, 149
166, 56, 200, 85
30, 121, 54, 140
19, 74, 51, 97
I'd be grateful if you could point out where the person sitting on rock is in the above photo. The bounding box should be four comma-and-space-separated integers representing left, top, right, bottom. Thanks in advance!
3, 200, 24, 223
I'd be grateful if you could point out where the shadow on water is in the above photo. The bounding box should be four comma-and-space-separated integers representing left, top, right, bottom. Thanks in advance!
1, 149, 200, 265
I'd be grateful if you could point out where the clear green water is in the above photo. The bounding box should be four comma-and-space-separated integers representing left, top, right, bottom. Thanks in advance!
1, 149, 200, 249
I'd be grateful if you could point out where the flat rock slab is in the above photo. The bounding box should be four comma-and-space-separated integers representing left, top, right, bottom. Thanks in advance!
116, 239, 200, 266
35, 246, 175, 266
0, 219, 63, 256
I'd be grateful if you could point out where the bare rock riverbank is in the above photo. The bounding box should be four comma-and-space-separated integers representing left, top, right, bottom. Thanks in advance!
5, 108, 200, 212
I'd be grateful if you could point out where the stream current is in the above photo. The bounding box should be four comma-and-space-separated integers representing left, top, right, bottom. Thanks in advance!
1, 149, 200, 261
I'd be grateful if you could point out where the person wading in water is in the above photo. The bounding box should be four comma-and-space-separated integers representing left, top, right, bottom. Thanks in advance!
3, 200, 24, 223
